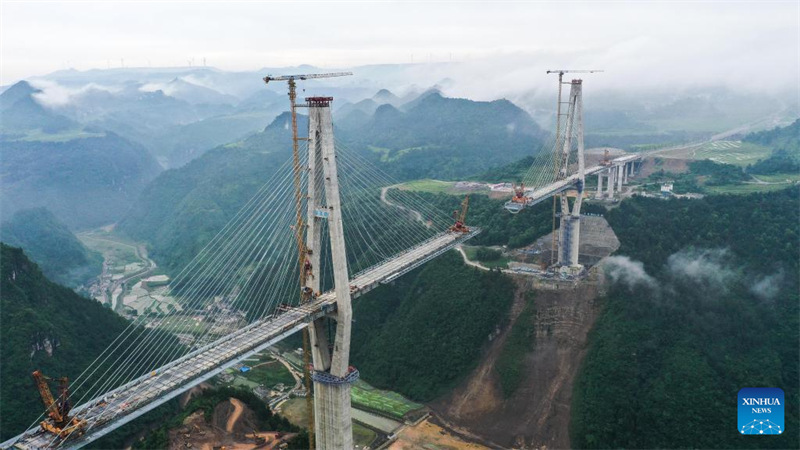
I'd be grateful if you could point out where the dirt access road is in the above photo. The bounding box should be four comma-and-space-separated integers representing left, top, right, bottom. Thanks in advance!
226, 398, 244, 433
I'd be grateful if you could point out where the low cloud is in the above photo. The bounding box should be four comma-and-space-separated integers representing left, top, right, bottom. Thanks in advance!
29, 79, 117, 107
750, 270, 784, 301
666, 248, 736, 293
602, 255, 657, 291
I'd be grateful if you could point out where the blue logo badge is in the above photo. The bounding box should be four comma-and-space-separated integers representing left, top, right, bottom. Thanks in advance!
738, 388, 784, 435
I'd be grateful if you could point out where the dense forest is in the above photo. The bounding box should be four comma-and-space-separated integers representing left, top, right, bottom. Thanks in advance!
350, 251, 515, 401
1, 208, 102, 287
572, 187, 799, 448
0, 245, 126, 439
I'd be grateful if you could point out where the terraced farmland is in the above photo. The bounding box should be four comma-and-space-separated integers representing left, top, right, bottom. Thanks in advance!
351, 380, 424, 420
659, 140, 770, 166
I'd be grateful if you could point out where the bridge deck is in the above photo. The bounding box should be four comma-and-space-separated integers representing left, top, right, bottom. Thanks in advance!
522, 153, 642, 205
6, 229, 480, 449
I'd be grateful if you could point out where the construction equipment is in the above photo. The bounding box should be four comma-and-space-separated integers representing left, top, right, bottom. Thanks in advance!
449, 196, 471, 233
251, 429, 267, 447
546, 70, 602, 266
504, 183, 529, 213
32, 370, 86, 439
263, 71, 352, 450
600, 149, 612, 166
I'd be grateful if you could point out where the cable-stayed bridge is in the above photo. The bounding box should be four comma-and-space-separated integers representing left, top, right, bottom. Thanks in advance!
5, 75, 639, 449
7, 230, 478, 449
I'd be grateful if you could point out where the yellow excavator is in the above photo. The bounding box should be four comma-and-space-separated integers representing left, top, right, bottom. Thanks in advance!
32, 370, 87, 439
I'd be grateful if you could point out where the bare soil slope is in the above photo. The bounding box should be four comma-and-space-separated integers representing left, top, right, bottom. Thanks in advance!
433, 278, 603, 449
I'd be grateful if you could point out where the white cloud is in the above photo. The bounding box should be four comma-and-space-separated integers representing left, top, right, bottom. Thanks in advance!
666, 248, 736, 293
602, 255, 657, 291
750, 270, 784, 301
28, 79, 118, 107
2, 1, 797, 96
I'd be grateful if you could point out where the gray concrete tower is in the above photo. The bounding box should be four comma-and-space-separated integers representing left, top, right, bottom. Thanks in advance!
304, 97, 357, 449
556, 80, 585, 271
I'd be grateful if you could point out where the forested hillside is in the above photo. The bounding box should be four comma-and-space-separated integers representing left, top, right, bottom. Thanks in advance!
0, 81, 76, 136
351, 251, 515, 401
0, 246, 124, 438
744, 119, 800, 174
392, 190, 606, 249
572, 187, 799, 448
1, 208, 102, 287
343, 93, 545, 179
122, 91, 547, 273
118, 112, 300, 272
1, 132, 161, 229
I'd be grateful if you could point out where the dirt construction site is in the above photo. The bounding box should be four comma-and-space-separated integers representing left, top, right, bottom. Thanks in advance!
168, 398, 295, 450
431, 256, 609, 449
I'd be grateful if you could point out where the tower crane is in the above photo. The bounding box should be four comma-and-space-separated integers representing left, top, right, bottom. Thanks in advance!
263, 71, 352, 450
545, 70, 602, 266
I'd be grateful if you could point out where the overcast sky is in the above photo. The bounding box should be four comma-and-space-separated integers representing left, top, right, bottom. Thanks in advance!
2, 1, 798, 93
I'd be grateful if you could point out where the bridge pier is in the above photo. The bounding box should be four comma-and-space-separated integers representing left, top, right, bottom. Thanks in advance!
596, 173, 604, 198
606, 167, 614, 198
622, 162, 628, 184
616, 164, 624, 192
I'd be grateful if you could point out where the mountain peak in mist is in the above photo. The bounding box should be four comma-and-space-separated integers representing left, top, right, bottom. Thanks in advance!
0, 80, 39, 108
373, 89, 400, 103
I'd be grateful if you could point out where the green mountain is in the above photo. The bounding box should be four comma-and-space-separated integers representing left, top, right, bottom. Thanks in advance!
343, 92, 544, 179
118, 112, 299, 272
1, 131, 162, 229
119, 93, 545, 271
1, 208, 102, 287
572, 187, 799, 448
0, 81, 76, 136
744, 119, 800, 175
744, 119, 800, 152
0, 244, 129, 440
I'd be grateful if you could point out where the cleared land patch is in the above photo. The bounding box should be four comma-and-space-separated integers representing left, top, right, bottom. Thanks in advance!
658, 140, 770, 166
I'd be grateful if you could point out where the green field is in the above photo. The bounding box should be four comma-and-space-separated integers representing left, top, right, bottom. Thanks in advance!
156, 315, 210, 335
660, 140, 771, 166
397, 178, 491, 196
240, 359, 295, 388
15, 128, 105, 142
398, 179, 457, 194
350, 380, 424, 420
462, 245, 511, 269
352, 423, 378, 447
705, 183, 795, 195
78, 230, 141, 266
752, 173, 800, 183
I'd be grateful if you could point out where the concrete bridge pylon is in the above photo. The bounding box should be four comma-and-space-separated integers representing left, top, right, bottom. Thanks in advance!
556, 80, 586, 272
304, 96, 356, 449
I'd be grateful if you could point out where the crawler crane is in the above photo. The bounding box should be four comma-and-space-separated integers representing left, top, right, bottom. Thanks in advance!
32, 370, 86, 439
